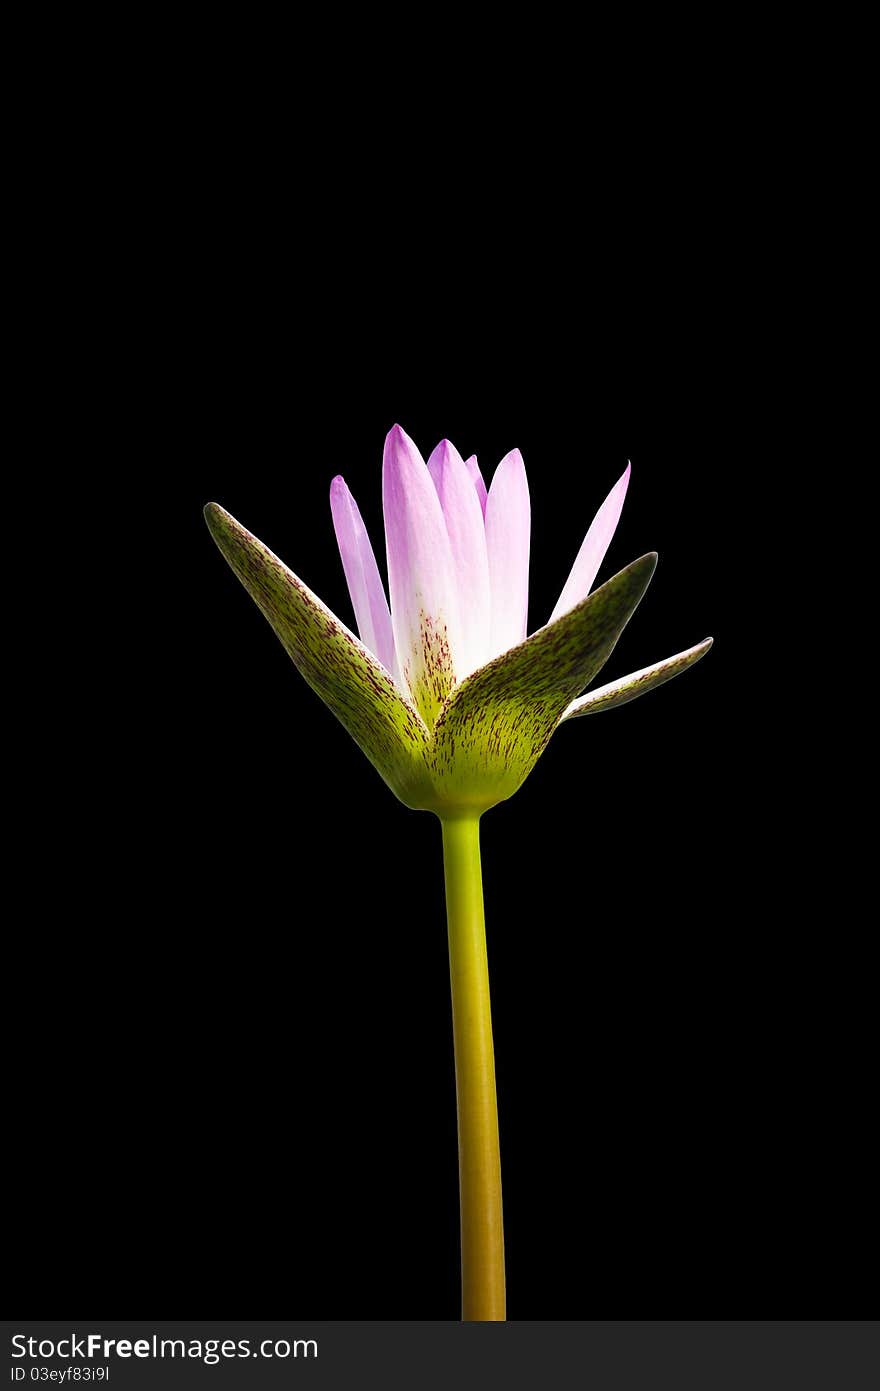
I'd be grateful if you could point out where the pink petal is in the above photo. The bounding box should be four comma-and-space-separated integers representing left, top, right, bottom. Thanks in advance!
485, 448, 531, 655
465, 454, 488, 515
426, 440, 492, 678
549, 463, 631, 624
330, 476, 397, 678
382, 424, 462, 724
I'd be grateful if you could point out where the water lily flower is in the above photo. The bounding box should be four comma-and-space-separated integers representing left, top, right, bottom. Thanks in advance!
204, 423, 712, 1321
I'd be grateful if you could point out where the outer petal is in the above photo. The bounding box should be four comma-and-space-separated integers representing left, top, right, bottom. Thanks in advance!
329, 476, 397, 678
429, 553, 657, 813
465, 454, 488, 515
204, 503, 434, 808
549, 464, 631, 623
485, 448, 530, 655
426, 440, 492, 679
559, 638, 713, 721
383, 425, 462, 726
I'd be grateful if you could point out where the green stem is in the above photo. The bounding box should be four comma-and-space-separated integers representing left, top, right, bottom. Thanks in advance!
440, 815, 506, 1321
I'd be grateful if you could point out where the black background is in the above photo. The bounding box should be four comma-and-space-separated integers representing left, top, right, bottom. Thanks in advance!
9, 101, 869, 1318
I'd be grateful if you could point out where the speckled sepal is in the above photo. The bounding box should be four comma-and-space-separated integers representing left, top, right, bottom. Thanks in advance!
204, 504, 436, 808
427, 553, 658, 813
559, 637, 713, 721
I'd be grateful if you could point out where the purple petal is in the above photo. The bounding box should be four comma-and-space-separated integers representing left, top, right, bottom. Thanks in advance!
382, 424, 462, 724
465, 454, 488, 515
485, 448, 531, 655
426, 440, 492, 678
330, 476, 397, 678
549, 463, 630, 624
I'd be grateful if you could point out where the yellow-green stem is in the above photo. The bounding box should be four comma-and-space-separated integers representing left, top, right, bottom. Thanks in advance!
440, 815, 506, 1321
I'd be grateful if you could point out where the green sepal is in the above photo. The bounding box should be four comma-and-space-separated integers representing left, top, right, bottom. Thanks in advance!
427, 553, 658, 813
559, 637, 713, 721
204, 504, 436, 808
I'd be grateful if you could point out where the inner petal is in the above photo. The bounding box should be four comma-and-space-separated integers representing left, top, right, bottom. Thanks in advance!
426, 440, 492, 678
485, 448, 531, 657
549, 464, 630, 623
330, 475, 398, 680
383, 425, 462, 724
